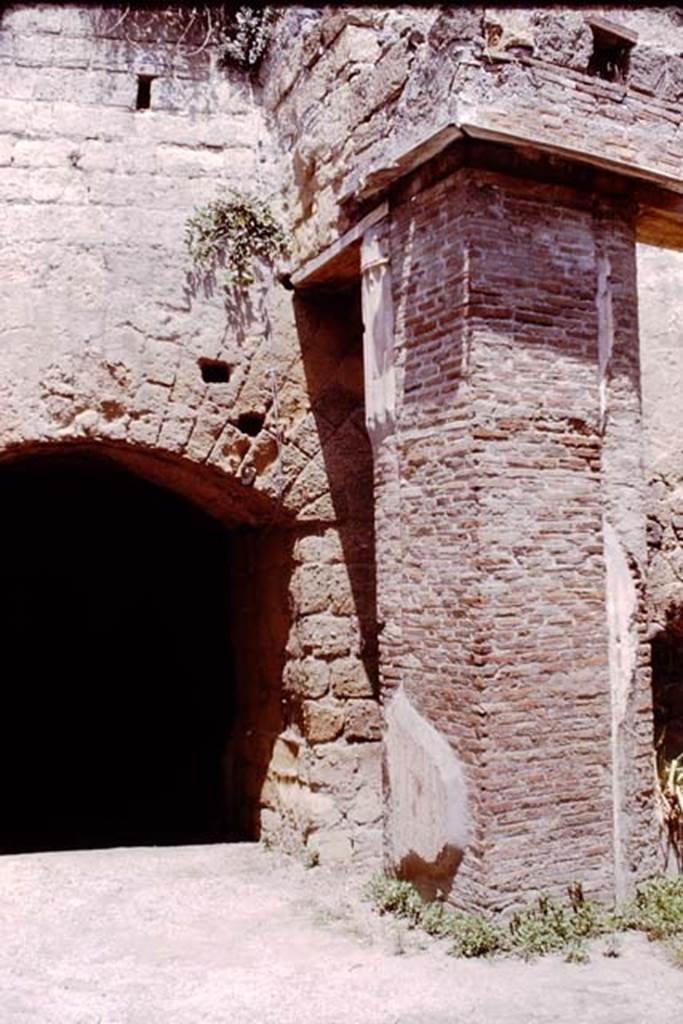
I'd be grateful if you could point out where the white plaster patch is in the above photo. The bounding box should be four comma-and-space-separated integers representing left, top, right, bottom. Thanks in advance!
384, 688, 470, 870
596, 251, 614, 432
603, 520, 639, 901
361, 222, 396, 450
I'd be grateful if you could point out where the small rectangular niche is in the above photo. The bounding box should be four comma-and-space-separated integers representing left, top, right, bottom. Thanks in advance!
199, 358, 232, 384
136, 75, 155, 111
586, 16, 637, 84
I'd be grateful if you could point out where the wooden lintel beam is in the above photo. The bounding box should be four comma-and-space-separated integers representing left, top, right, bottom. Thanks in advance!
291, 201, 388, 290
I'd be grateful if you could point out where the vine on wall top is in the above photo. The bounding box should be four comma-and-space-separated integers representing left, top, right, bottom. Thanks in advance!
93, 4, 279, 75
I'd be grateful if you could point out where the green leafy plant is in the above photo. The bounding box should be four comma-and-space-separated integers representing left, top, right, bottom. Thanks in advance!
445, 912, 506, 958
418, 899, 448, 937
185, 189, 289, 289
365, 874, 425, 927
563, 939, 589, 964
218, 6, 280, 72
365, 873, 663, 963
365, 874, 505, 957
619, 875, 683, 940
507, 889, 610, 960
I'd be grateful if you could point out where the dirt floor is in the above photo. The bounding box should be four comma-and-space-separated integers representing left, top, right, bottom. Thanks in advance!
0, 843, 680, 1024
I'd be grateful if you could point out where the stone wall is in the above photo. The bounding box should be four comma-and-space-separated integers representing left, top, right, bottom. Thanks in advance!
638, 242, 683, 871
264, 6, 683, 260
0, 2, 383, 867
275, 4, 680, 908
639, 244, 683, 635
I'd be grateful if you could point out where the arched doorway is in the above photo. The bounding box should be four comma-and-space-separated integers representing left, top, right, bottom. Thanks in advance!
0, 448, 281, 852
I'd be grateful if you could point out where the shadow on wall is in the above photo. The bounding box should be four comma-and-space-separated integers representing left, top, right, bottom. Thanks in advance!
294, 288, 380, 696
0, 444, 292, 853
224, 522, 294, 839
184, 262, 259, 348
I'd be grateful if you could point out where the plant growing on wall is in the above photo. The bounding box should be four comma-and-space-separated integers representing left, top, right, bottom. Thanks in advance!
185, 189, 289, 288
92, 5, 279, 74
218, 5, 280, 72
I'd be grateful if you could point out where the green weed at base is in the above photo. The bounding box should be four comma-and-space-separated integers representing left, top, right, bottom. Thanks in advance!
444, 912, 507, 958
365, 872, 683, 963
507, 887, 612, 960
618, 875, 683, 940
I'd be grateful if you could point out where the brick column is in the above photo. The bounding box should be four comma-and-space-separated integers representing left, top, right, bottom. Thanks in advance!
382, 165, 658, 911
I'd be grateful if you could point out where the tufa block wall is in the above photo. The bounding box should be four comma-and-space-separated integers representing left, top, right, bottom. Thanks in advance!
0, 2, 384, 869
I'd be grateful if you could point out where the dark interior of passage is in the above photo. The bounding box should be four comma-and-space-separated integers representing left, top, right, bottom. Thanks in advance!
652, 625, 683, 762
0, 453, 237, 853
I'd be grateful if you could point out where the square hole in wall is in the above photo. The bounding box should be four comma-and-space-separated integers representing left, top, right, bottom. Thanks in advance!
136, 75, 155, 111
199, 358, 232, 384
586, 16, 637, 84
235, 412, 265, 437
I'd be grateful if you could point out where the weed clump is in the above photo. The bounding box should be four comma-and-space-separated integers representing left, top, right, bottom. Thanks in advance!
365, 875, 424, 926
365, 874, 506, 958
185, 189, 289, 289
507, 887, 610, 959
445, 912, 507, 958
619, 875, 683, 940
365, 873, 683, 964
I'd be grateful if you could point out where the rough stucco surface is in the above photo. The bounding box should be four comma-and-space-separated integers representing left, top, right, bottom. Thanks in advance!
384, 688, 470, 899
638, 242, 683, 875
638, 245, 683, 473
0, 2, 682, 913
639, 244, 683, 640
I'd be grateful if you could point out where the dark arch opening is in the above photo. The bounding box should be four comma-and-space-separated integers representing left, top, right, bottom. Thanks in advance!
0, 450, 258, 852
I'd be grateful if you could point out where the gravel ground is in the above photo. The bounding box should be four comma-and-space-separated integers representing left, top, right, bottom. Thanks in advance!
0, 843, 680, 1024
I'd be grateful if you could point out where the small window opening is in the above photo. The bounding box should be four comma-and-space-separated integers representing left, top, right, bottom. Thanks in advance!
199, 358, 232, 384
136, 75, 154, 111
586, 16, 637, 84
236, 412, 265, 437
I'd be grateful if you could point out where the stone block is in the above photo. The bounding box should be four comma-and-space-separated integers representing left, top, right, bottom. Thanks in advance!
283, 658, 330, 700
344, 700, 382, 742
268, 737, 301, 781
302, 702, 344, 744
299, 790, 341, 830
295, 613, 359, 658
330, 656, 374, 698
348, 784, 382, 825
309, 828, 353, 865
